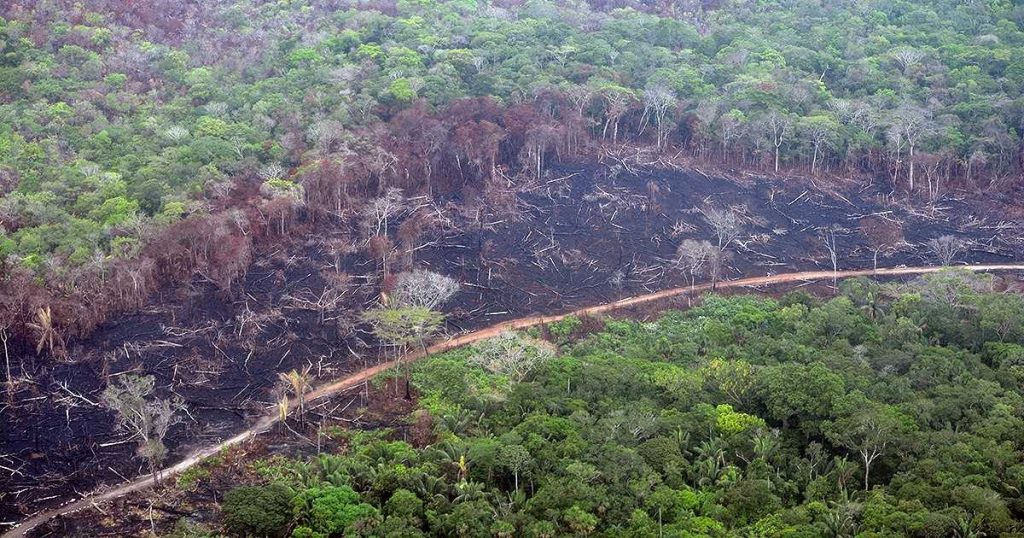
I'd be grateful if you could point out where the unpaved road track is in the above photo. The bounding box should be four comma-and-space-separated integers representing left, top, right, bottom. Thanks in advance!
6, 264, 1024, 537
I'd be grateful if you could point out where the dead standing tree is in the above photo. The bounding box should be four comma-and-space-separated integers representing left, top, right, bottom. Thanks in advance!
702, 206, 745, 251
927, 235, 967, 266
392, 269, 461, 310
1, 325, 9, 398
362, 188, 407, 238
762, 111, 791, 174
706, 247, 730, 291
820, 228, 841, 285
361, 188, 408, 283
676, 239, 715, 291
859, 217, 904, 270
468, 331, 556, 384
640, 83, 676, 150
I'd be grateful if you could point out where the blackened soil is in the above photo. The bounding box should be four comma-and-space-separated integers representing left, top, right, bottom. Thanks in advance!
2, 165, 1023, 528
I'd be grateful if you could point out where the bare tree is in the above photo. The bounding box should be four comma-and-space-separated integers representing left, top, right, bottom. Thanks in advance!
1, 326, 11, 397
859, 217, 904, 270
392, 269, 460, 310
258, 163, 285, 182
927, 235, 966, 266
762, 111, 792, 173
469, 331, 556, 383
641, 83, 676, 150
889, 47, 925, 74
707, 247, 730, 290
102, 374, 184, 484
890, 105, 934, 192
703, 206, 744, 251
601, 85, 635, 142
718, 109, 746, 161
820, 228, 840, 284
801, 116, 839, 175
676, 239, 715, 289
163, 125, 189, 143
362, 188, 406, 237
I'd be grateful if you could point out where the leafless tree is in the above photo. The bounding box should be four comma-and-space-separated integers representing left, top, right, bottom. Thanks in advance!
802, 118, 839, 175
830, 99, 880, 135
258, 162, 285, 182
469, 331, 556, 383
565, 83, 594, 120
820, 228, 840, 283
392, 269, 460, 310
707, 247, 730, 290
762, 111, 792, 173
163, 125, 189, 143
601, 86, 634, 142
307, 119, 345, 151
641, 83, 676, 150
927, 235, 966, 266
889, 105, 934, 191
886, 125, 908, 187
718, 110, 746, 161
1, 326, 11, 397
676, 239, 715, 289
102, 374, 184, 484
703, 206, 744, 251
890, 47, 925, 74
860, 217, 904, 270
362, 188, 406, 237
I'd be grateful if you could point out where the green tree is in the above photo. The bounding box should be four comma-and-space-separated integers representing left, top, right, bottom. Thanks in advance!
293, 485, 379, 537
825, 393, 916, 490
222, 484, 295, 538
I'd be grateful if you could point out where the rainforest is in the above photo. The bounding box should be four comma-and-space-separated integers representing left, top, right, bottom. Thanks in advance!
2, 0, 1024, 536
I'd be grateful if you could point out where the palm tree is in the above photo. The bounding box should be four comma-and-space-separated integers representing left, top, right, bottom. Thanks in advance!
413, 473, 451, 505
27, 306, 64, 357
753, 430, 780, 463
278, 365, 313, 422
955, 515, 988, 538
857, 290, 886, 320
453, 480, 490, 504
831, 456, 857, 494
428, 442, 471, 482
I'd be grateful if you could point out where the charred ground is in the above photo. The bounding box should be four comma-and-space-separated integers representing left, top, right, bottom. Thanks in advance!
2, 163, 1024, 528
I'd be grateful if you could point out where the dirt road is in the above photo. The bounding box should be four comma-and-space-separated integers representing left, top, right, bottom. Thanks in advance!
6, 264, 1024, 537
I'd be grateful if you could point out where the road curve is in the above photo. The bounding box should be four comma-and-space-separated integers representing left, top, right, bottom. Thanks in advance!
6, 264, 1024, 537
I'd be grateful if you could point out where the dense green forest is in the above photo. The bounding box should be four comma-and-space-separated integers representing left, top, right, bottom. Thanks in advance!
171, 271, 1024, 537
2, 0, 1024, 347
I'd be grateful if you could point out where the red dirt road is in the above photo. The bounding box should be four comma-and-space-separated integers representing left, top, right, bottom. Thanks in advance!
6, 264, 1024, 537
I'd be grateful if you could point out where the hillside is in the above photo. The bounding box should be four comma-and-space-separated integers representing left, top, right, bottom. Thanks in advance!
3, 0, 1024, 535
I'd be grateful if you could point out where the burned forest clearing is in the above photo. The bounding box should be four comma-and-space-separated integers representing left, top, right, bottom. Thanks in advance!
3, 162, 1024, 531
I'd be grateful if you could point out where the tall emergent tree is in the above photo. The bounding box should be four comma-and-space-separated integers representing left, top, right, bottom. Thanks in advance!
826, 393, 916, 491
